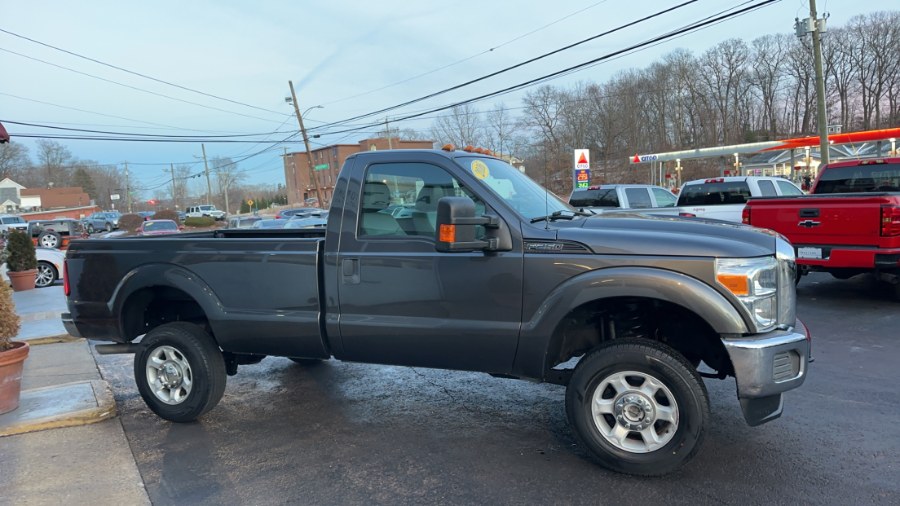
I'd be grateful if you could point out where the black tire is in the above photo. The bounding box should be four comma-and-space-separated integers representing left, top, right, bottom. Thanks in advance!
565, 338, 709, 476
134, 322, 227, 422
86, 224, 95, 234
105, 222, 113, 232
35, 261, 58, 288
37, 231, 62, 249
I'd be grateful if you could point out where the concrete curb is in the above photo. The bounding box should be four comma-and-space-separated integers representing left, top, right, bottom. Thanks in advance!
0, 380, 117, 437
18, 310, 63, 323
22, 334, 80, 346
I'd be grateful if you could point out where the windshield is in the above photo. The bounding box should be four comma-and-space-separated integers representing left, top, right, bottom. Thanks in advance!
199, 205, 215, 211
678, 181, 751, 206
453, 156, 570, 220
814, 163, 900, 193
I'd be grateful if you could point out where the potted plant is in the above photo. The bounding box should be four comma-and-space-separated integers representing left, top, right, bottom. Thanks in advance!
0, 274, 29, 414
5, 229, 37, 292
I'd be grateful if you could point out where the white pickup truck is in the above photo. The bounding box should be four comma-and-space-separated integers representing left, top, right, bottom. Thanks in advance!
675, 176, 804, 222
568, 184, 678, 213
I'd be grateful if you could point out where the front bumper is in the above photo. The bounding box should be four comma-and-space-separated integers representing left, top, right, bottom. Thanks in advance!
722, 319, 810, 426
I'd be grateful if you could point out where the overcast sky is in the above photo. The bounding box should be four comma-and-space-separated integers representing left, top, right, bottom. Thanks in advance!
0, 0, 882, 197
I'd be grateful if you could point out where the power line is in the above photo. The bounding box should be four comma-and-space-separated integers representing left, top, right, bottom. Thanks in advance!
1, 120, 295, 139
10, 133, 306, 143
0, 47, 287, 124
309, 0, 698, 131
0, 26, 289, 117
312, 0, 779, 139
0, 91, 240, 134
321, 0, 612, 107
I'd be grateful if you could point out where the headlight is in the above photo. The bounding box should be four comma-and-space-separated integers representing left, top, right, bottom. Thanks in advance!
716, 256, 778, 332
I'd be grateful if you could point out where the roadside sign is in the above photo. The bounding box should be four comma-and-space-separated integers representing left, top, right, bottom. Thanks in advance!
574, 149, 590, 189
314, 163, 329, 171
247, 199, 254, 206
110, 194, 120, 200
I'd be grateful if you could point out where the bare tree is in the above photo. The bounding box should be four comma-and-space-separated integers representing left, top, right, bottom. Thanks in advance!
211, 156, 245, 215
35, 139, 73, 188
430, 104, 484, 148
0, 142, 32, 184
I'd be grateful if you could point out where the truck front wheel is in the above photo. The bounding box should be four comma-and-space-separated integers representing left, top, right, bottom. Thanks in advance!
134, 322, 226, 422
565, 338, 709, 476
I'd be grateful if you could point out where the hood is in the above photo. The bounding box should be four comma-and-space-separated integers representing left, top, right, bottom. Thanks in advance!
553, 213, 776, 258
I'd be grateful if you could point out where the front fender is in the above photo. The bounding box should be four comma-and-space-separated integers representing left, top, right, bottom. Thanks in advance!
513, 266, 748, 379
110, 263, 225, 340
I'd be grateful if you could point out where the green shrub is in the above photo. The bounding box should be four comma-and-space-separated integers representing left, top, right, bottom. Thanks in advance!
153, 209, 179, 223
0, 279, 20, 350
184, 216, 215, 228
118, 213, 144, 232
5, 230, 37, 272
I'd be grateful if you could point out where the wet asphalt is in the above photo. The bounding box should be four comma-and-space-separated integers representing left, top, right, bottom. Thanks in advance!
92, 271, 900, 505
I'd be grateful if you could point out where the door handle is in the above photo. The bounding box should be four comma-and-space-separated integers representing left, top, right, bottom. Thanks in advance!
341, 258, 359, 284
799, 208, 819, 218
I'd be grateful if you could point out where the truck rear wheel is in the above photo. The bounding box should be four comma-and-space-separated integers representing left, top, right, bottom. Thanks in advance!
565, 338, 709, 476
134, 322, 226, 422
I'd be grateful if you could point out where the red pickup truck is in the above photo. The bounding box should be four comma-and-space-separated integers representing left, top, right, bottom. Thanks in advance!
743, 158, 900, 298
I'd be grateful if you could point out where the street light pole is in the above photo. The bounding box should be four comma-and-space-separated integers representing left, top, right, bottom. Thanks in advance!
288, 80, 323, 207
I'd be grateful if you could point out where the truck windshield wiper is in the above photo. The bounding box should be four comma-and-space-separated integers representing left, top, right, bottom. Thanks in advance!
530, 210, 591, 223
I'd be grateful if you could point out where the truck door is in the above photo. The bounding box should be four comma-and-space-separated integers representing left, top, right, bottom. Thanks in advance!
334, 160, 524, 373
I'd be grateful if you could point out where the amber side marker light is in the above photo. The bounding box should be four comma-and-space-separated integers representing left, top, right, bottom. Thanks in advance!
716, 274, 749, 296
439, 224, 456, 242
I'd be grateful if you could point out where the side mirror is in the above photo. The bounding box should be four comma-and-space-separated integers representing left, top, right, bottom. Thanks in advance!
435, 196, 502, 252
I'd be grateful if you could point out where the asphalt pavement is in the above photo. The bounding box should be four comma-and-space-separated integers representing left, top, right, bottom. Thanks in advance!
2, 273, 899, 505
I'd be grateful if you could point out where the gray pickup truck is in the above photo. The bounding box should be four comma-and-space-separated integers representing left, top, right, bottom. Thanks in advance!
62, 147, 809, 476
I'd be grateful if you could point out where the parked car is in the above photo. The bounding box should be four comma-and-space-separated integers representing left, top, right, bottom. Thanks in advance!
186, 205, 226, 221
275, 207, 322, 219
0, 214, 29, 237
283, 217, 327, 229
569, 184, 678, 212
137, 220, 181, 236
227, 216, 263, 229
676, 176, 804, 222
84, 211, 122, 234
249, 219, 287, 229
1, 247, 66, 288
744, 157, 900, 294
28, 218, 86, 249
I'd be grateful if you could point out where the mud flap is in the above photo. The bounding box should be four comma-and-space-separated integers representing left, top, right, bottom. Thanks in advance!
740, 394, 783, 427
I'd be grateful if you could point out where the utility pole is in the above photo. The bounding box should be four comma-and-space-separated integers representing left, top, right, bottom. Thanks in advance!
288, 80, 323, 207
124, 162, 132, 213
796, 0, 829, 167
170, 163, 177, 211
201, 143, 213, 205
385, 117, 393, 149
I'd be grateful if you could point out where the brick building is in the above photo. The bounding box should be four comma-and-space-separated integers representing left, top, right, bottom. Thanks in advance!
283, 137, 433, 206
20, 186, 92, 210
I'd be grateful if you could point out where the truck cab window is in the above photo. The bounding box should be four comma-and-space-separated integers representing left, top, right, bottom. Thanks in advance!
359, 162, 485, 239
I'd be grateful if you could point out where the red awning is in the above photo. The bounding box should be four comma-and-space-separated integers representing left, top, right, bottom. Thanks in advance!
0, 122, 9, 143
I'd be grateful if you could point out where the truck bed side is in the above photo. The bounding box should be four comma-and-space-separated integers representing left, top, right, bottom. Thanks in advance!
65, 231, 329, 359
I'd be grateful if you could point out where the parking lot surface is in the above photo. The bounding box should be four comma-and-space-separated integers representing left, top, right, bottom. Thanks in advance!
93, 272, 900, 505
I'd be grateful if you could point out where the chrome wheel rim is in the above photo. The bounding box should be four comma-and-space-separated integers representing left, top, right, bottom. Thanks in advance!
146, 345, 193, 405
35, 263, 55, 287
39, 234, 58, 248
590, 370, 679, 453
